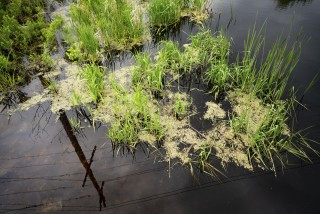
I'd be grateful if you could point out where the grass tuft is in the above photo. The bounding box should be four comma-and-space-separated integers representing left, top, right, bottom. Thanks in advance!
80, 64, 105, 104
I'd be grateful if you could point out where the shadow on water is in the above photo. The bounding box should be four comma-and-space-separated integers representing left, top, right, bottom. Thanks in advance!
0, 91, 28, 113
59, 111, 106, 210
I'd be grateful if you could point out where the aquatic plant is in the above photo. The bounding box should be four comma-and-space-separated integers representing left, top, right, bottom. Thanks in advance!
149, 0, 182, 27
173, 93, 189, 119
132, 53, 153, 85
106, 79, 166, 152
71, 90, 83, 106
182, 0, 208, 10
189, 30, 230, 66
0, 0, 48, 92
157, 41, 181, 70
68, 0, 146, 60
232, 25, 301, 103
149, 0, 208, 27
205, 61, 230, 98
80, 64, 105, 104
43, 15, 64, 51
69, 116, 82, 134
147, 64, 166, 96
76, 25, 100, 59
0, 71, 24, 92
44, 79, 59, 95
132, 53, 165, 96
198, 142, 212, 173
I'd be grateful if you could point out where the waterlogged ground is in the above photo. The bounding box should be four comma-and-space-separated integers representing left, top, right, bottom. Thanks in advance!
1, 0, 320, 213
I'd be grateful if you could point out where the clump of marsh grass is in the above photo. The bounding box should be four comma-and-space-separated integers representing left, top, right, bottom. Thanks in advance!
189, 30, 230, 67
43, 79, 59, 95
232, 24, 301, 103
0, 0, 49, 92
43, 15, 64, 51
157, 40, 182, 70
149, 0, 182, 27
197, 142, 212, 173
0, 71, 24, 92
149, 0, 209, 27
80, 64, 105, 104
181, 0, 209, 23
106, 77, 166, 153
68, 0, 147, 61
132, 53, 165, 97
205, 61, 230, 99
173, 93, 189, 119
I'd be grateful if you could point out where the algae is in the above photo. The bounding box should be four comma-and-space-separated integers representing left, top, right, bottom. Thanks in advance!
204, 101, 226, 121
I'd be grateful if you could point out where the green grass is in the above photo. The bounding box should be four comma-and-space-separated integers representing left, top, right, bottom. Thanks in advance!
182, 0, 207, 11
0, 71, 24, 92
80, 64, 105, 104
132, 52, 165, 96
68, 0, 146, 61
43, 15, 64, 51
157, 40, 181, 70
223, 23, 317, 172
44, 79, 59, 95
132, 53, 153, 85
189, 30, 230, 66
229, 97, 316, 174
0, 0, 49, 92
205, 60, 230, 98
149, 0, 182, 27
149, 0, 208, 27
232, 25, 301, 103
173, 93, 189, 119
107, 80, 165, 152
77, 24, 100, 58
198, 142, 212, 173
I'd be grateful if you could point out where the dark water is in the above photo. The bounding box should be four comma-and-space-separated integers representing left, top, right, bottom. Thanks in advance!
1, 0, 320, 213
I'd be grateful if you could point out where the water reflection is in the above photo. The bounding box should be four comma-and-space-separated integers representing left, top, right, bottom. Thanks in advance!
59, 110, 107, 210
0, 91, 28, 113
275, 0, 313, 8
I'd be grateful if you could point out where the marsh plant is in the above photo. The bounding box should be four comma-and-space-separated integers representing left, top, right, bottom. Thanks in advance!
132, 53, 165, 96
173, 93, 189, 119
210, 25, 318, 173
0, 0, 49, 92
107, 81, 165, 153
149, 0, 208, 27
198, 143, 212, 173
129, 28, 317, 174
149, 0, 182, 27
44, 79, 59, 95
0, 72, 24, 92
157, 41, 181, 70
80, 64, 105, 104
43, 15, 64, 51
68, 0, 146, 61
